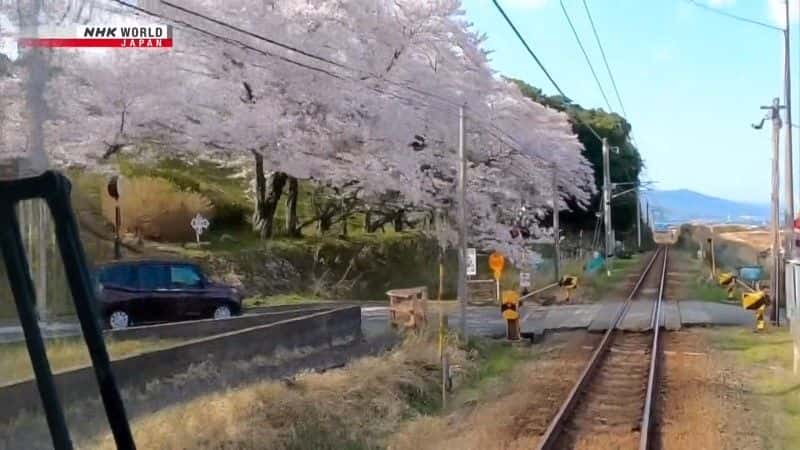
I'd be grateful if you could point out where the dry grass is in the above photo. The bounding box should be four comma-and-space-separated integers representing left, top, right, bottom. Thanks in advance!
388, 332, 594, 450
85, 330, 472, 450
718, 230, 773, 252
100, 176, 214, 242
0, 338, 181, 386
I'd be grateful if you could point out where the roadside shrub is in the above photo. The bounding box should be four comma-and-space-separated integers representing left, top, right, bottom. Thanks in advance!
100, 176, 214, 242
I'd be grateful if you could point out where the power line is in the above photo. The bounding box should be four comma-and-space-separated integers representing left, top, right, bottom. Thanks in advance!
682, 0, 784, 32
581, 0, 627, 118
491, 0, 603, 141
107, 0, 349, 80
559, 0, 613, 112
489, 0, 567, 100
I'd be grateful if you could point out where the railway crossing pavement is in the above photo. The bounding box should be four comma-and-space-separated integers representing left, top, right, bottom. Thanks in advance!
0, 301, 756, 345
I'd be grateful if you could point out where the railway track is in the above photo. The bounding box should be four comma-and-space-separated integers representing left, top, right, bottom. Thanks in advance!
537, 246, 670, 450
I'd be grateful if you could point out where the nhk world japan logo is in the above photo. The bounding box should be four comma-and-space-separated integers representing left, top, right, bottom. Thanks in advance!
16, 25, 173, 49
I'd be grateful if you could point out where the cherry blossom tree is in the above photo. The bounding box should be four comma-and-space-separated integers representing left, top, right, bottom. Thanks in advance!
1, 0, 598, 268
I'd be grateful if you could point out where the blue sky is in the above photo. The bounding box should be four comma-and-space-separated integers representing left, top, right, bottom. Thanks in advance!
462, 0, 796, 205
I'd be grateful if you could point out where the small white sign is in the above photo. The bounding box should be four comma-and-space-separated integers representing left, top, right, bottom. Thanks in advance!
466, 248, 477, 276
190, 213, 210, 243
519, 272, 531, 288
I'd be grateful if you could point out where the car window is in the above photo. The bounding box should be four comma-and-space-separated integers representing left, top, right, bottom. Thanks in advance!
170, 265, 203, 288
137, 264, 170, 290
97, 265, 137, 288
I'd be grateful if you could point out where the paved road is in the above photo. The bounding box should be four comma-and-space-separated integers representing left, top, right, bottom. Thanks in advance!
0, 300, 761, 344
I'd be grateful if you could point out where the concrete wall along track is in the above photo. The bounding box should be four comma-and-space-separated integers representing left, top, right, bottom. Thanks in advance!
105, 306, 333, 341
0, 306, 362, 424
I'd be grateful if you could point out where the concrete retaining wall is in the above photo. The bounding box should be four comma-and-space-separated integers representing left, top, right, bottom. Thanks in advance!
0, 306, 361, 423
104, 306, 332, 341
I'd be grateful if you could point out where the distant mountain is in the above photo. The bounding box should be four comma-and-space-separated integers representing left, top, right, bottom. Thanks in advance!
641, 189, 770, 225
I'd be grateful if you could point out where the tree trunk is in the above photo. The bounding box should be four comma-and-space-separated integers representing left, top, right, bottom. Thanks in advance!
252, 151, 287, 239
252, 151, 266, 235
340, 200, 348, 237
285, 177, 300, 237
364, 210, 372, 232
318, 214, 332, 233
393, 209, 405, 232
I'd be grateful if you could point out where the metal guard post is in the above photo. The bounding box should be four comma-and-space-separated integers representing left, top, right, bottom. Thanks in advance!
0, 171, 135, 450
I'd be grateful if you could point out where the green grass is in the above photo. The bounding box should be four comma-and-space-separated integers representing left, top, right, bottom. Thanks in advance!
681, 254, 738, 303
687, 277, 731, 303
581, 254, 642, 301
455, 339, 539, 404
0, 337, 183, 385
710, 328, 800, 449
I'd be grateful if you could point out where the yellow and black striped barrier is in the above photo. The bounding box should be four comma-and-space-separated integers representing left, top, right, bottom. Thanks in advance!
742, 290, 768, 331
558, 275, 578, 302
501, 290, 521, 341
718, 272, 736, 300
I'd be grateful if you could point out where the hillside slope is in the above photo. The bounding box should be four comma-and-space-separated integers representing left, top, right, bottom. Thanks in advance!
643, 189, 769, 224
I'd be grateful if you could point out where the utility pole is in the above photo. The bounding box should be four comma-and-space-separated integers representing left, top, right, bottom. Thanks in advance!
457, 105, 468, 339
636, 187, 642, 251
602, 137, 613, 274
553, 167, 561, 282
756, 98, 784, 325
784, 0, 795, 260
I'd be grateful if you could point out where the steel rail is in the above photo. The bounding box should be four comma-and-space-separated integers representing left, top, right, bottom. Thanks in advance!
640, 246, 668, 449
537, 247, 664, 450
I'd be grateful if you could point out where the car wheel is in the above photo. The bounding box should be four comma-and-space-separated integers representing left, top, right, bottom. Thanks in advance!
213, 305, 232, 320
109, 310, 130, 330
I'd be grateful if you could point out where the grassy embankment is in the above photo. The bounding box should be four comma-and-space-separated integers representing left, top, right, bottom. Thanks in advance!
85, 328, 556, 450
709, 327, 800, 449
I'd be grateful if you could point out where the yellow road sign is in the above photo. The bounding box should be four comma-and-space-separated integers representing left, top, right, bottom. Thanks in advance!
489, 252, 505, 280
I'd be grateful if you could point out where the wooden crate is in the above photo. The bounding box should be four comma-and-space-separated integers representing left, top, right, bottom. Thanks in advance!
387, 286, 428, 330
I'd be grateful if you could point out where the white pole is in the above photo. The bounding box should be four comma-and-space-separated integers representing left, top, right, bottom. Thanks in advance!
769, 98, 783, 325
553, 167, 561, 282
636, 187, 642, 250
784, 2, 795, 259
457, 105, 468, 339
602, 137, 613, 275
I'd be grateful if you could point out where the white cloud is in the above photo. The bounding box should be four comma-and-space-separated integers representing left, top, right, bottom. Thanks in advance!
768, 0, 799, 27
499, 0, 548, 10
